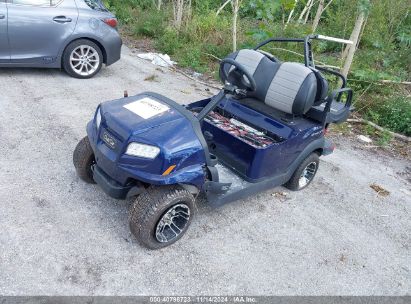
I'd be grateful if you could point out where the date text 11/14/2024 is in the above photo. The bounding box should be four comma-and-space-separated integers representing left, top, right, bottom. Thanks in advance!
149, 296, 257, 303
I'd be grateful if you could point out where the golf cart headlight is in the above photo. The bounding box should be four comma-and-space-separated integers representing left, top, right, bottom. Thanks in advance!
95, 108, 102, 130
126, 142, 160, 159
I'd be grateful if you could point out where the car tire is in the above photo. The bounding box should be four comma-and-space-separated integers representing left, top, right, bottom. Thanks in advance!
73, 136, 96, 184
63, 39, 103, 79
129, 185, 195, 250
285, 153, 320, 191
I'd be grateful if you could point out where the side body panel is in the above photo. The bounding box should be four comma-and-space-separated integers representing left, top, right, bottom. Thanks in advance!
7, 0, 78, 66
0, 1, 9, 62
205, 137, 326, 207
187, 96, 324, 182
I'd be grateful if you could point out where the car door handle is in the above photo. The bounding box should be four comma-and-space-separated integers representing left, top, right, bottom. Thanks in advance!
53, 16, 72, 23
0, 14, 5, 20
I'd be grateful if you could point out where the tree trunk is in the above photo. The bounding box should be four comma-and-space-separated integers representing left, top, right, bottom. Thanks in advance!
304, 0, 314, 23
356, 15, 368, 49
157, 0, 162, 11
232, 0, 240, 51
342, 14, 367, 60
298, 0, 313, 22
341, 11, 366, 78
312, 0, 325, 32
216, 0, 231, 16
342, 31, 355, 60
187, 0, 192, 20
285, 0, 299, 27
173, 0, 185, 30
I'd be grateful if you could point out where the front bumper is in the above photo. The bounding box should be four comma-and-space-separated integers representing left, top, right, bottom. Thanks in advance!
92, 164, 144, 199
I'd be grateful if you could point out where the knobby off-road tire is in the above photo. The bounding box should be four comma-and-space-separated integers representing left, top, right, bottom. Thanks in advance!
63, 39, 103, 79
129, 186, 195, 250
73, 136, 96, 184
285, 153, 320, 191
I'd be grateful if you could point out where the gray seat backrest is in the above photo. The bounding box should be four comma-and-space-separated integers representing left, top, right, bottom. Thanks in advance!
223, 49, 319, 115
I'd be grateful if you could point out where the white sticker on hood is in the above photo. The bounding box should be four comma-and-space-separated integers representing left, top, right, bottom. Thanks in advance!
124, 97, 170, 119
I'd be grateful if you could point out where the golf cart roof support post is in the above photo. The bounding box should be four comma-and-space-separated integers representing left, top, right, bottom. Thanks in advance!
255, 35, 354, 68
254, 37, 313, 67
304, 36, 314, 67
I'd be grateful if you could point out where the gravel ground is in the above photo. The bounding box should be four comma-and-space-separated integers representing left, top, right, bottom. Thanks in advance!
0, 46, 410, 296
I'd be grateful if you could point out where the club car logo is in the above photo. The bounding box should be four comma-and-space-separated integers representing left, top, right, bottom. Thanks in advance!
102, 131, 116, 149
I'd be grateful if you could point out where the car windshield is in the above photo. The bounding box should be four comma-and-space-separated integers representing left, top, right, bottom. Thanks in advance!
83, 0, 108, 11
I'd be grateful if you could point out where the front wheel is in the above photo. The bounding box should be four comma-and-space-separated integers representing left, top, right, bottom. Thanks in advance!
129, 186, 195, 250
63, 39, 103, 79
285, 153, 320, 191
73, 136, 96, 184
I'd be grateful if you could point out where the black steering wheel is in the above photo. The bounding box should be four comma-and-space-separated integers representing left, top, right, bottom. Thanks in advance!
220, 58, 257, 93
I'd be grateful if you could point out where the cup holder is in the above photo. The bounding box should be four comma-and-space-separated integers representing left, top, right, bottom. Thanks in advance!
209, 153, 218, 166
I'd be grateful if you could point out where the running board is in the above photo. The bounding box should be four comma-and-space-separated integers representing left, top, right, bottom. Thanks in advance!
205, 163, 289, 208
204, 137, 326, 207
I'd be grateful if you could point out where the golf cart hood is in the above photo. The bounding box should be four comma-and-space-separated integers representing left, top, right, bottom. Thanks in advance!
100, 94, 187, 138
89, 93, 208, 187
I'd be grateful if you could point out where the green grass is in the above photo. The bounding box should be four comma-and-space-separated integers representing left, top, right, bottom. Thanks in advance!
366, 97, 411, 136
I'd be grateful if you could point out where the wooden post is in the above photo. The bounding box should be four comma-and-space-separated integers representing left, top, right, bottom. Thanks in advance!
312, 0, 325, 32
341, 10, 366, 78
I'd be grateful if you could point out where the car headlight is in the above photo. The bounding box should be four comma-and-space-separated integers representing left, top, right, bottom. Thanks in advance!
95, 108, 101, 130
125, 142, 160, 159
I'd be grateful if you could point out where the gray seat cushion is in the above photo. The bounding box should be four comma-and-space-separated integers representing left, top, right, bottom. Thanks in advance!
264, 62, 317, 114
222, 49, 320, 115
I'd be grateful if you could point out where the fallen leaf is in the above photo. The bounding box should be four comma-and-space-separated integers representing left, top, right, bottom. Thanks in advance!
272, 191, 289, 201
370, 183, 390, 197
144, 74, 158, 82
339, 254, 347, 263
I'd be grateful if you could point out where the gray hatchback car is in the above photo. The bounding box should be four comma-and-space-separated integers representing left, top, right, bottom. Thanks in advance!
0, 0, 122, 78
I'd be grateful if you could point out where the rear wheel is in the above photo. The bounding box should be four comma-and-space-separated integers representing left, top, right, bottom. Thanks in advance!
73, 136, 96, 184
285, 153, 320, 191
129, 186, 195, 250
63, 39, 103, 79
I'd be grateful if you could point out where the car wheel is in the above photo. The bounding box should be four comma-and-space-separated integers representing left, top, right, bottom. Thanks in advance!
285, 153, 320, 191
73, 136, 96, 184
63, 39, 103, 79
129, 186, 195, 250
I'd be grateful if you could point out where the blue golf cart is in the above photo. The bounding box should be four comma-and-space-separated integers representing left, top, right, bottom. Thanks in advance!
73, 35, 353, 249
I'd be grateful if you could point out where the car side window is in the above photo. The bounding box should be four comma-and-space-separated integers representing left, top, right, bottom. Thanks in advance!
11, 0, 61, 6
